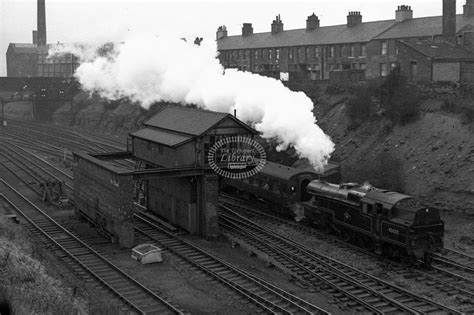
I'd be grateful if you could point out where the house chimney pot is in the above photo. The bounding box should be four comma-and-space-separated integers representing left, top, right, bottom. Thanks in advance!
271, 15, 284, 34
464, 0, 474, 16
306, 13, 320, 31
347, 11, 362, 27
216, 25, 228, 40
396, 4, 413, 22
242, 23, 253, 36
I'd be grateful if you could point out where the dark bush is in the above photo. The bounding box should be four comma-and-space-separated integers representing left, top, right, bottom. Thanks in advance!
379, 71, 421, 124
345, 86, 374, 127
343, 151, 405, 192
441, 98, 474, 124
325, 84, 345, 95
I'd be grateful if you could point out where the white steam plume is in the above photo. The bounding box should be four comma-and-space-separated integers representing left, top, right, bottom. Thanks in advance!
51, 32, 334, 170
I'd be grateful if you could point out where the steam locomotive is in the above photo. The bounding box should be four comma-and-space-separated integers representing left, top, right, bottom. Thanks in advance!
221, 161, 444, 264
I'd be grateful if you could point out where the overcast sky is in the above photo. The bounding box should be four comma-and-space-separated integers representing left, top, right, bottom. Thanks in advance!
0, 0, 467, 76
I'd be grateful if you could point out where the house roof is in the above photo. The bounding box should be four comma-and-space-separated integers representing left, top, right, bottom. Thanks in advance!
375, 14, 474, 39
144, 105, 257, 136
217, 19, 396, 50
130, 127, 192, 147
217, 14, 474, 51
399, 40, 474, 60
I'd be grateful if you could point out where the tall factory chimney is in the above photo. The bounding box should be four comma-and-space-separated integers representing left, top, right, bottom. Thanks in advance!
442, 0, 456, 43
37, 0, 47, 46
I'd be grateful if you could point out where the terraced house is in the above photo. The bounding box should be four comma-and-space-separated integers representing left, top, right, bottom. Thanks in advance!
216, 0, 474, 83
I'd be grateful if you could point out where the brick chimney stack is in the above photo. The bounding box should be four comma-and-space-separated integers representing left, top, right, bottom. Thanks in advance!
242, 23, 253, 36
216, 26, 228, 40
306, 13, 320, 31
396, 5, 413, 22
464, 0, 474, 16
271, 15, 284, 34
443, 0, 456, 43
347, 11, 362, 27
37, 0, 47, 46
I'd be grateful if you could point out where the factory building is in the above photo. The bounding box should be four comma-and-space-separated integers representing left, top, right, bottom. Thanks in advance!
6, 0, 79, 77
216, 0, 474, 83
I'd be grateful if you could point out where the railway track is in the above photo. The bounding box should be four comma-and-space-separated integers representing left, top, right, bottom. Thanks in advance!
8, 118, 127, 150
434, 249, 474, 274
220, 194, 474, 312
133, 211, 330, 315
220, 203, 462, 314
0, 123, 134, 169
0, 179, 183, 315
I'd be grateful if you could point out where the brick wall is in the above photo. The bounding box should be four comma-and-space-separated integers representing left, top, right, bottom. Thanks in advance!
6, 52, 37, 77
398, 43, 432, 82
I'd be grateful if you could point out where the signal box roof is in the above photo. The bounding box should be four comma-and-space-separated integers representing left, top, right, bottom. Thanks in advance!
143, 105, 257, 136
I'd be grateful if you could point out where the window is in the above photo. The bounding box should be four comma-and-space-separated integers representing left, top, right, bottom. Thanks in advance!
381, 40, 388, 55
328, 63, 334, 71
289, 48, 293, 60
245, 50, 250, 60
314, 64, 321, 71
239, 50, 244, 60
351, 63, 359, 69
297, 47, 301, 60
306, 47, 310, 60
329, 46, 334, 57
254, 50, 259, 60
380, 63, 387, 77
263, 49, 268, 60
359, 63, 366, 70
314, 47, 319, 58
336, 63, 342, 70
361, 44, 366, 56
276, 48, 280, 60
395, 45, 399, 55
349, 45, 355, 57
269, 49, 273, 60
410, 61, 417, 79
340, 45, 345, 57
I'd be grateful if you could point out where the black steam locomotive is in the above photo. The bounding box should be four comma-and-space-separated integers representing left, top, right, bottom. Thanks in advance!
221, 161, 444, 264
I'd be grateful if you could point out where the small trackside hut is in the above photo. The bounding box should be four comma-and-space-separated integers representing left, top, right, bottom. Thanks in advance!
73, 151, 136, 248
130, 105, 258, 237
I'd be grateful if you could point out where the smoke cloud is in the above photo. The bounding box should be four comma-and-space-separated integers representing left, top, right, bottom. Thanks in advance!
51, 32, 334, 170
